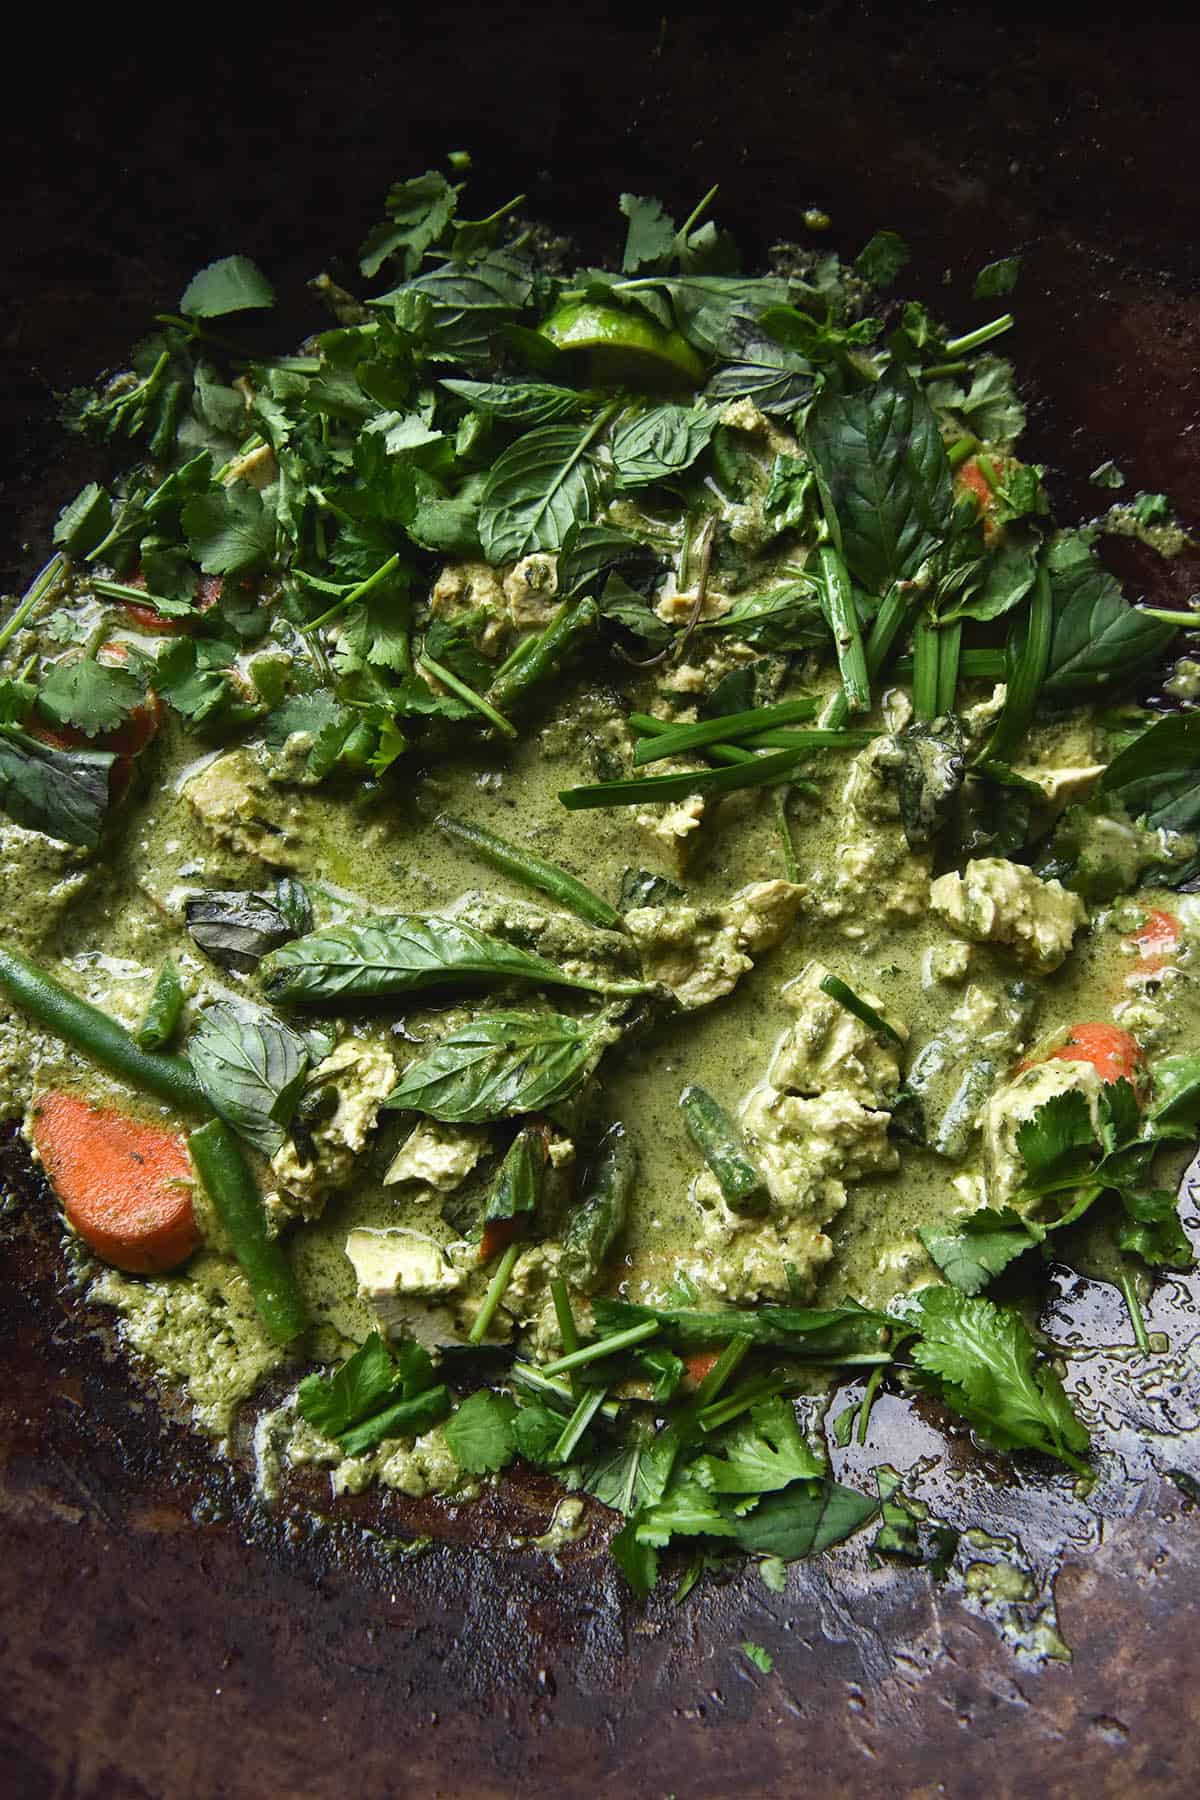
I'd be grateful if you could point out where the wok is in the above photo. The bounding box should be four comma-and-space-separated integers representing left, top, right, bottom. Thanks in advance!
2, 6, 1199, 1793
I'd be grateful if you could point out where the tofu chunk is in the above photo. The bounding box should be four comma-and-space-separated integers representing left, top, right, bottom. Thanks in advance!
270, 1038, 397, 1220
344, 1226, 466, 1348
183, 749, 307, 870
384, 1120, 488, 1192
930, 858, 1087, 973
768, 958, 905, 1107
980, 1057, 1103, 1211
624, 879, 802, 1010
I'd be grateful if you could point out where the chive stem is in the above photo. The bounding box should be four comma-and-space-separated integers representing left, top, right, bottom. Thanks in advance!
540, 1319, 659, 1375
552, 1385, 608, 1463
936, 619, 962, 716
559, 747, 813, 811
692, 1335, 752, 1410
980, 558, 1052, 763
307, 552, 403, 631
819, 583, 912, 729
627, 711, 754, 766
911, 616, 941, 722
468, 1242, 522, 1344
550, 1275, 580, 1357
819, 972, 903, 1044
1135, 607, 1200, 627
508, 1360, 622, 1420
698, 1374, 791, 1433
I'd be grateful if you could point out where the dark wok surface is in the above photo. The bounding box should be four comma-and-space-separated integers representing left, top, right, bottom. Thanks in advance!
2, 7, 1200, 1793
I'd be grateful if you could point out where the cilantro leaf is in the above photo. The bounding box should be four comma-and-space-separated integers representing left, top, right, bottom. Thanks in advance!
183, 485, 276, 574
1014, 1088, 1098, 1188
611, 1516, 659, 1596
53, 483, 112, 556
909, 1286, 1090, 1470
1117, 1188, 1193, 1269
0, 680, 35, 726
918, 1208, 1040, 1295
36, 658, 146, 738
635, 1474, 738, 1547
620, 193, 678, 275
180, 256, 275, 318
296, 1332, 397, 1439
741, 1641, 774, 1674
853, 229, 910, 288
359, 171, 458, 280
573, 1430, 678, 1515
693, 1397, 824, 1493
973, 255, 1022, 298
443, 1388, 518, 1474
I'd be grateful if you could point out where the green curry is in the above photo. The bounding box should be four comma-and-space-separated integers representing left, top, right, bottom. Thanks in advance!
2, 171, 1198, 1598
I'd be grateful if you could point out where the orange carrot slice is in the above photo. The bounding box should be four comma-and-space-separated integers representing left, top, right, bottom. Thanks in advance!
32, 1090, 199, 1273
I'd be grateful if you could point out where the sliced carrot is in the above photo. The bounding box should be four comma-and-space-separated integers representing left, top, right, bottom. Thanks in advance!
683, 1351, 721, 1387
1043, 1022, 1142, 1087
480, 1214, 525, 1263
32, 1090, 199, 1274
1127, 907, 1181, 975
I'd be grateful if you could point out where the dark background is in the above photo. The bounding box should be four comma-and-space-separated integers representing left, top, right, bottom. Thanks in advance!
2, 5, 1199, 1795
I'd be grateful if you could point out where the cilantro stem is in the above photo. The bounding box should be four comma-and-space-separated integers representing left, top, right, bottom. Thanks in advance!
468, 1241, 522, 1344
551, 1385, 608, 1463
508, 1360, 621, 1420
90, 578, 194, 619
550, 1275, 580, 1356
1135, 607, 1200, 627
692, 1335, 752, 1409
307, 552, 403, 631
417, 653, 518, 739
946, 436, 980, 468
774, 789, 799, 882
0, 555, 66, 654
540, 1319, 659, 1375
817, 543, 870, 714
1118, 1266, 1151, 1355
697, 1374, 791, 1433
856, 1364, 884, 1445
942, 314, 1015, 358
675, 183, 720, 247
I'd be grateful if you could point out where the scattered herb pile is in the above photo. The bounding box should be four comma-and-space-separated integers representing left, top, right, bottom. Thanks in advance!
1, 163, 1198, 1598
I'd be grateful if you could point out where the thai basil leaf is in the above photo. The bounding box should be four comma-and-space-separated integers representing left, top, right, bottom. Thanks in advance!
398, 250, 535, 363
1041, 544, 1173, 703
730, 1480, 879, 1560
477, 422, 605, 562
187, 995, 310, 1154
556, 522, 664, 602
184, 890, 295, 973
611, 404, 717, 488
483, 1123, 546, 1223
0, 728, 113, 848
440, 378, 589, 426
1095, 712, 1200, 838
259, 914, 611, 1006
631, 274, 791, 355
918, 1209, 1039, 1295
592, 1297, 899, 1363
383, 1009, 623, 1123
618, 868, 684, 911
274, 876, 314, 937
805, 362, 953, 595
597, 572, 671, 645
882, 718, 965, 848
937, 538, 1038, 625
702, 314, 816, 416
699, 581, 828, 651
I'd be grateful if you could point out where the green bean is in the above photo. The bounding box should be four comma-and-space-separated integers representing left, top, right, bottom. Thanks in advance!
484, 1124, 544, 1225
679, 1085, 769, 1216
820, 583, 913, 729
187, 1119, 309, 1344
560, 1122, 638, 1289
134, 960, 185, 1052
0, 944, 207, 1114
484, 598, 599, 716
816, 542, 870, 715
435, 813, 621, 929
